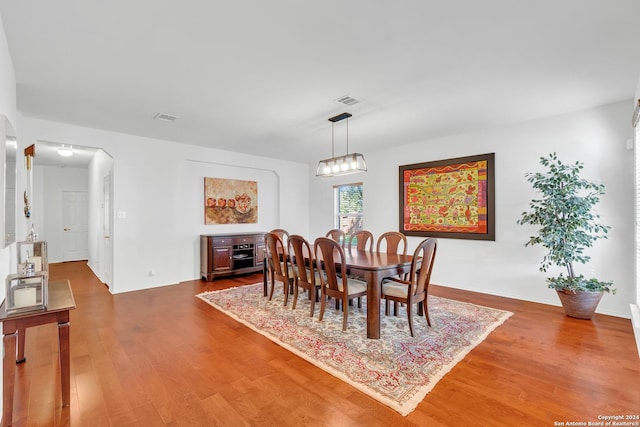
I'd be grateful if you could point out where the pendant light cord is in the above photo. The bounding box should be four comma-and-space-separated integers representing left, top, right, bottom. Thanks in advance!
346, 118, 349, 155
332, 122, 335, 157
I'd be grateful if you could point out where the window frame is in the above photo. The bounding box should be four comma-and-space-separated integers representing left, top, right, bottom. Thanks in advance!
333, 182, 364, 240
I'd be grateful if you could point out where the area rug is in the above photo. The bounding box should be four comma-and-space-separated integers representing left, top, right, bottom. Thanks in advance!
196, 283, 512, 416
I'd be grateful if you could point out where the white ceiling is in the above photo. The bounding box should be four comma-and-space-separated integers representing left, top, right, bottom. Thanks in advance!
1, 1, 640, 165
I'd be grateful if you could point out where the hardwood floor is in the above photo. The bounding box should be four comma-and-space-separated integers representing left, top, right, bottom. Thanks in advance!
7, 261, 639, 426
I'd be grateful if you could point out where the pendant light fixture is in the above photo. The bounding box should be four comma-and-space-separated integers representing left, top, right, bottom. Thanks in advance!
316, 112, 367, 177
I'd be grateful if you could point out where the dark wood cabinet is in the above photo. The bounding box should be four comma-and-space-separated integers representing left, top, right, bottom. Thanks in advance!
212, 245, 232, 272
200, 233, 265, 281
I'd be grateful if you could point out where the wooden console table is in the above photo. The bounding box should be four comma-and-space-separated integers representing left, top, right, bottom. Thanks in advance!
0, 280, 76, 427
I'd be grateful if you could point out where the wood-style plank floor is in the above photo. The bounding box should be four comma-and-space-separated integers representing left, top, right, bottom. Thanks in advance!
7, 261, 639, 426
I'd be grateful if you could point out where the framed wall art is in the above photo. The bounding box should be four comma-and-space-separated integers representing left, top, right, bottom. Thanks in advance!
204, 177, 258, 224
399, 153, 495, 240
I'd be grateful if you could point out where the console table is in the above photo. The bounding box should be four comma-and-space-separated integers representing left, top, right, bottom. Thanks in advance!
0, 280, 76, 427
200, 232, 266, 281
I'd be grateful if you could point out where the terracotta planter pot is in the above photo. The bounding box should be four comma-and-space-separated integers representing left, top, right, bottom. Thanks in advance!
556, 289, 604, 319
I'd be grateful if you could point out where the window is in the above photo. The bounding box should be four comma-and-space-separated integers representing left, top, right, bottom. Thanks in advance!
334, 183, 363, 239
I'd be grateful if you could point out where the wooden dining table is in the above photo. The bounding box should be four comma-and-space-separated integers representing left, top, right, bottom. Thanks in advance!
262, 244, 414, 339
340, 249, 413, 339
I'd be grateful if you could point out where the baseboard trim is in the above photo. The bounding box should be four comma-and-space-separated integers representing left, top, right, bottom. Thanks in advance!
631, 304, 640, 359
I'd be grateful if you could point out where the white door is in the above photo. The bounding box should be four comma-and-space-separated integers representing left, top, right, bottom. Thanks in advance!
62, 191, 89, 261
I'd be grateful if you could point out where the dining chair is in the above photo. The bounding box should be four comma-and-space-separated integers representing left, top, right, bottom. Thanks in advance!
269, 228, 290, 247
347, 230, 374, 252
265, 232, 295, 306
288, 234, 322, 316
314, 237, 367, 331
376, 231, 407, 255
381, 237, 437, 337
265, 228, 290, 289
325, 229, 346, 247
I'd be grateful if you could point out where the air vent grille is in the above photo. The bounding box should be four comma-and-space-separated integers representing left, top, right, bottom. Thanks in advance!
336, 95, 360, 106
154, 113, 178, 122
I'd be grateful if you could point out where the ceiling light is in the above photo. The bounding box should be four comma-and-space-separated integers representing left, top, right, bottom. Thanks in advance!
316, 112, 367, 177
58, 145, 73, 157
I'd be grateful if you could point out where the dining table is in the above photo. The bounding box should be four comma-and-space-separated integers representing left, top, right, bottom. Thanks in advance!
339, 249, 413, 339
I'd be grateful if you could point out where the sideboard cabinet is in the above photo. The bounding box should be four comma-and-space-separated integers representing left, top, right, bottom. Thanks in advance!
200, 233, 265, 281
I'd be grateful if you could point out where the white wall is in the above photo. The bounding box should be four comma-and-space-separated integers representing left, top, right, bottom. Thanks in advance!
632, 83, 640, 356
0, 13, 16, 419
87, 149, 114, 286
310, 100, 635, 318
15, 115, 310, 294
0, 18, 15, 129
0, 13, 16, 281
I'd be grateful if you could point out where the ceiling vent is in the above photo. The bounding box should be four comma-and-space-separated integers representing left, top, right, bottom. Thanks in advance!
336, 95, 360, 106
153, 113, 178, 122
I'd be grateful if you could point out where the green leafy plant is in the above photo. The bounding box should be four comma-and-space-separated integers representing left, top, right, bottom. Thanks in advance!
517, 153, 615, 294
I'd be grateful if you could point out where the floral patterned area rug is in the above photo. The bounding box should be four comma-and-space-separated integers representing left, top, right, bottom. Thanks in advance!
196, 283, 512, 416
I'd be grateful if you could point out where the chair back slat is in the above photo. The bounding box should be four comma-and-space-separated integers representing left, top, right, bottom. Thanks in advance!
288, 234, 314, 284
410, 238, 437, 297
376, 231, 407, 255
265, 232, 289, 276
314, 237, 347, 293
325, 229, 346, 247
348, 230, 374, 252
270, 229, 290, 253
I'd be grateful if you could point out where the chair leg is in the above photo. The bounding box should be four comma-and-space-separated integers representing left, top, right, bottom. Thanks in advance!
283, 280, 289, 306
342, 297, 348, 331
308, 287, 315, 317
268, 275, 275, 301
292, 283, 299, 310
393, 301, 399, 316
423, 301, 431, 327
385, 299, 390, 316
318, 291, 327, 321
357, 296, 362, 309
407, 302, 415, 337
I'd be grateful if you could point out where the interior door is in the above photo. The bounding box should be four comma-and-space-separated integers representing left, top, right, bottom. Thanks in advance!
62, 190, 89, 261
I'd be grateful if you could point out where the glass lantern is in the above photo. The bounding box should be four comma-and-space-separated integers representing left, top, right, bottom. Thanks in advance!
5, 272, 48, 314
17, 240, 48, 276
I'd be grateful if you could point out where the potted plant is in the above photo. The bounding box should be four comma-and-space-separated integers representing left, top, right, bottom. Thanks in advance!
517, 152, 615, 319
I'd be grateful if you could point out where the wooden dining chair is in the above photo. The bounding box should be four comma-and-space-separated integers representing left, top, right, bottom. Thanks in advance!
265, 232, 295, 306
314, 237, 367, 331
325, 229, 346, 247
265, 228, 290, 289
269, 228, 290, 249
347, 230, 374, 252
288, 234, 322, 316
376, 231, 407, 255
381, 238, 437, 337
